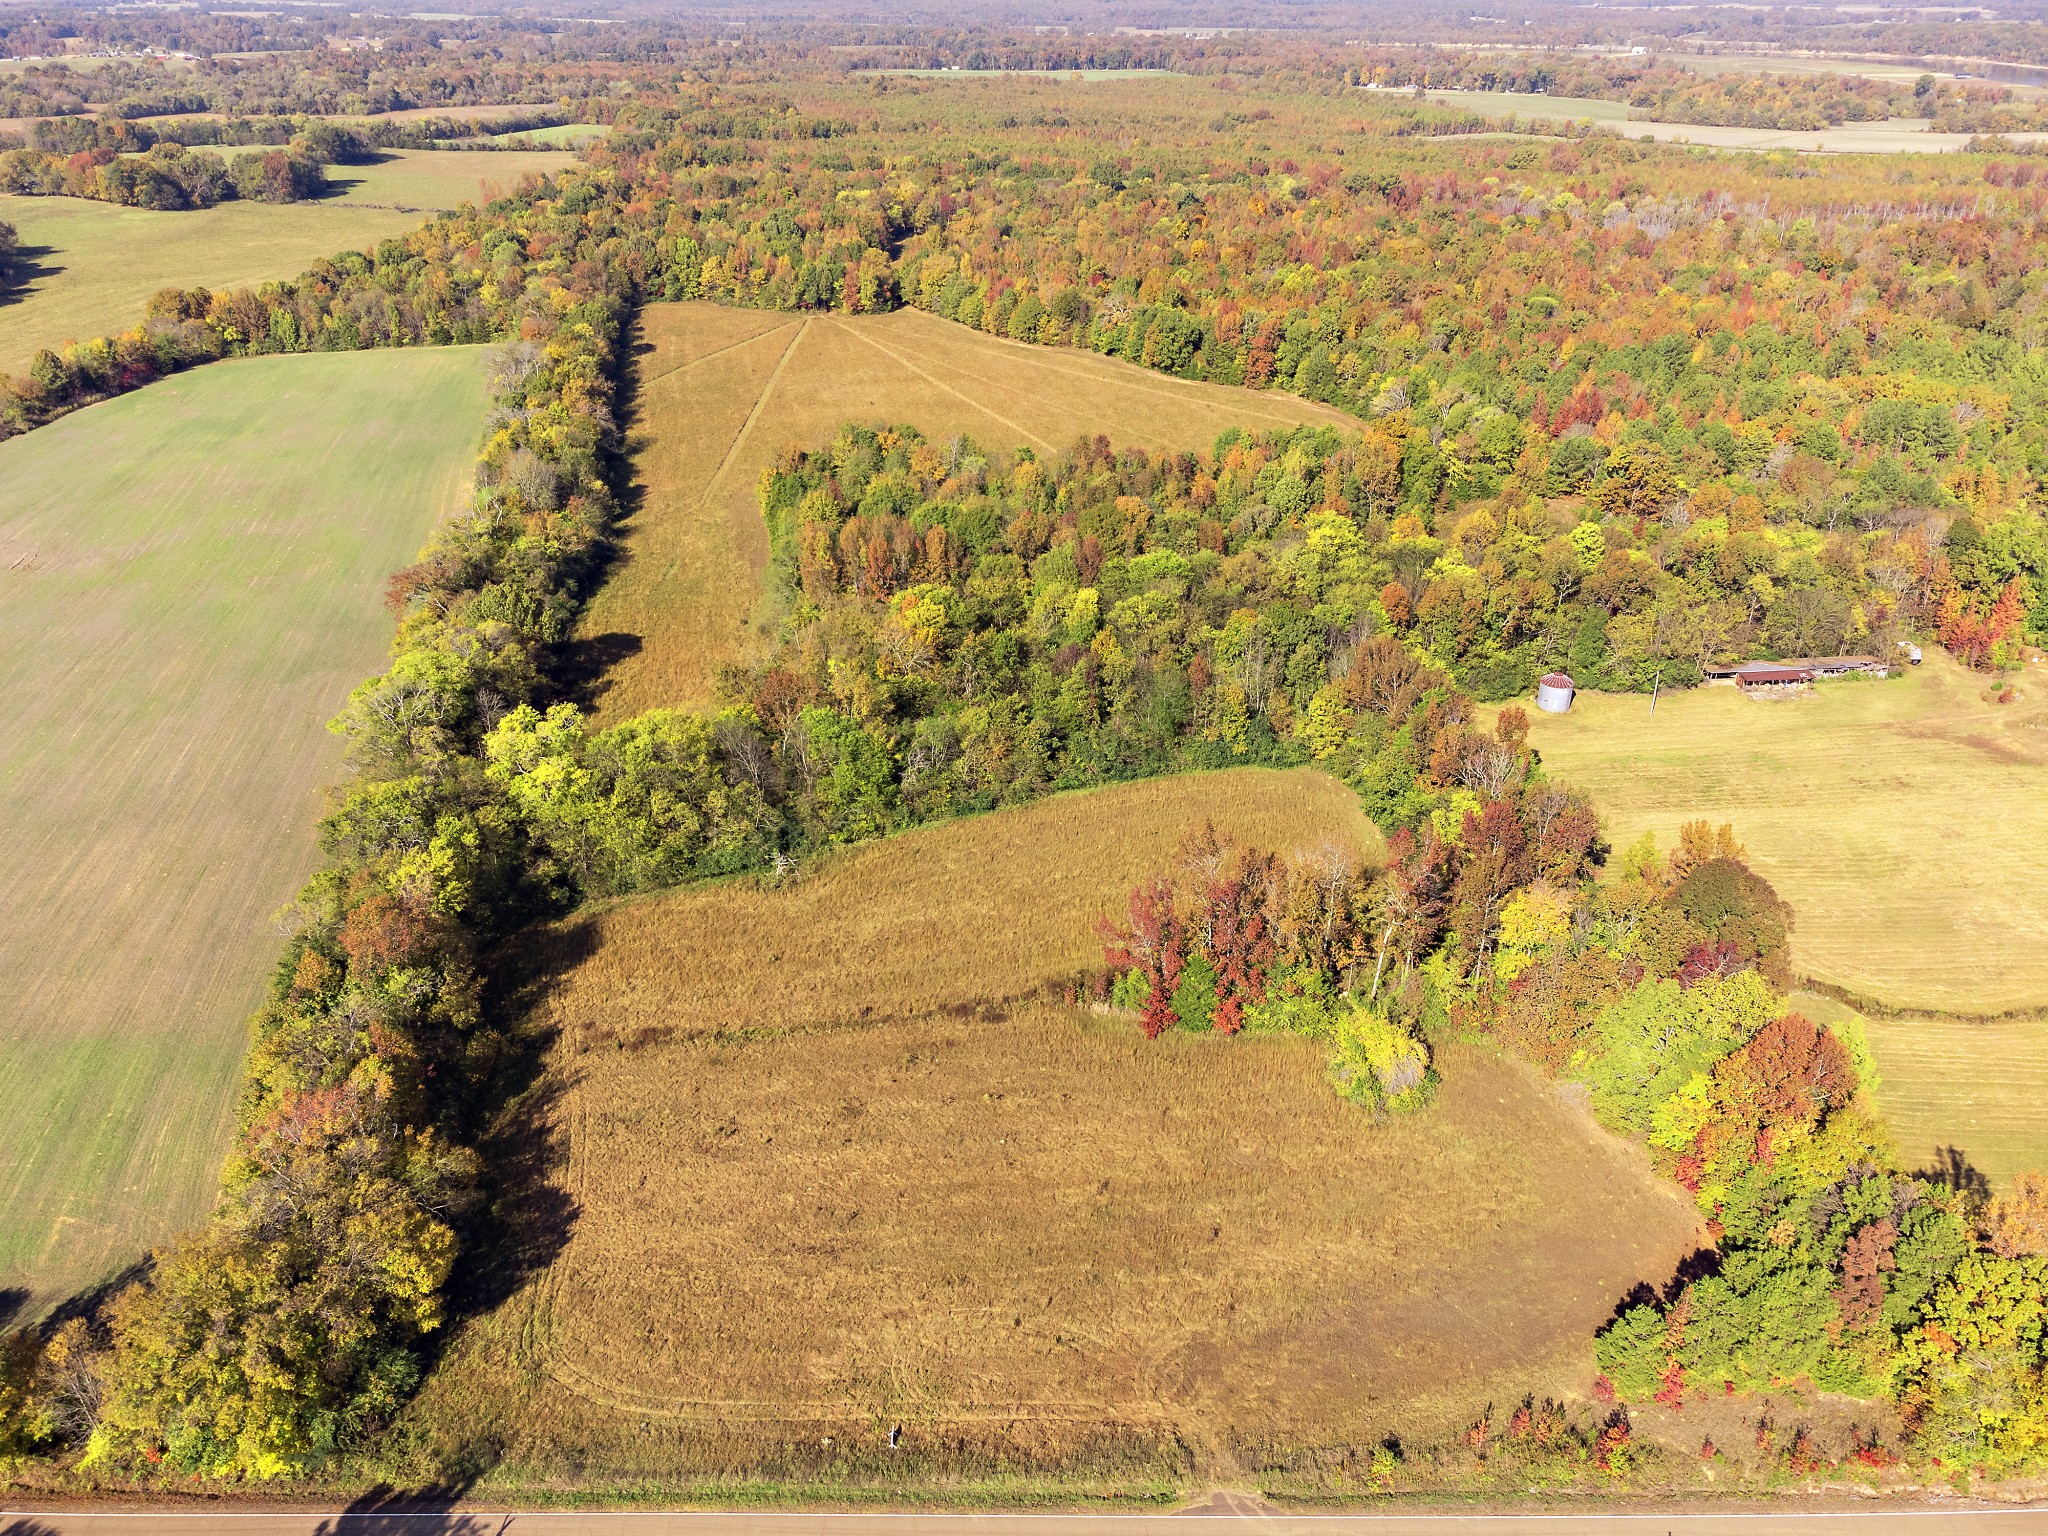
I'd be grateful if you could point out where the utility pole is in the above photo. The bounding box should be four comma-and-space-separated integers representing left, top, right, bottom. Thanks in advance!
1650, 668, 1661, 717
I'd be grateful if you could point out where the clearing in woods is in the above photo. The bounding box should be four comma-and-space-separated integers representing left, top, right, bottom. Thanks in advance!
404, 769, 1701, 1488
575, 302, 1359, 722
0, 193, 424, 375
0, 347, 488, 1314
316, 148, 582, 211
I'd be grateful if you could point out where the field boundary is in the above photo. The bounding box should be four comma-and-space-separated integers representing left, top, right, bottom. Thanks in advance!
1797, 974, 2048, 1027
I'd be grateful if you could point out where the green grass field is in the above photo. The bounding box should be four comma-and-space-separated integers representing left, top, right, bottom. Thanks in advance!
1795, 992, 2048, 1191
0, 193, 424, 375
0, 347, 487, 1315
1517, 654, 2048, 1017
481, 123, 607, 148
319, 148, 581, 211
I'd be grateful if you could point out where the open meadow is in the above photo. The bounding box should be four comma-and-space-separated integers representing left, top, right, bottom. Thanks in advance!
1517, 653, 2048, 1017
1413, 87, 2048, 151
0, 193, 423, 374
0, 347, 487, 1314
318, 148, 582, 211
402, 769, 1701, 1491
1517, 658, 2048, 1197
1794, 992, 2048, 1190
577, 302, 1357, 721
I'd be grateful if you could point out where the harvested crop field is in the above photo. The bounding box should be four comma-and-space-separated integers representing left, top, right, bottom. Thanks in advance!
575, 302, 1358, 721
0, 347, 487, 1312
408, 770, 1702, 1487
1514, 653, 2048, 1018
514, 767, 1381, 1054
0, 192, 424, 374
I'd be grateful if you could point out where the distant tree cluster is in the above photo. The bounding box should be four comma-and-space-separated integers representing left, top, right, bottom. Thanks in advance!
0, 140, 324, 210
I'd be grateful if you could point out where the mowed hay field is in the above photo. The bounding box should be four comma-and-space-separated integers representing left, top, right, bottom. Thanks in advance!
318, 148, 582, 211
0, 347, 487, 1312
1517, 654, 2048, 1017
409, 770, 1702, 1486
0, 193, 424, 374
1795, 993, 2048, 1191
576, 302, 1358, 721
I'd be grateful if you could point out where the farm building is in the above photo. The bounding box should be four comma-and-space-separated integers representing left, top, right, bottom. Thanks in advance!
1702, 655, 1889, 686
1734, 665, 1817, 696
1535, 672, 1575, 713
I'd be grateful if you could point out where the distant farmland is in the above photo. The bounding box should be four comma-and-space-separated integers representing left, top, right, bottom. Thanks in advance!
0, 193, 424, 374
404, 769, 1701, 1489
576, 302, 1359, 721
0, 347, 487, 1312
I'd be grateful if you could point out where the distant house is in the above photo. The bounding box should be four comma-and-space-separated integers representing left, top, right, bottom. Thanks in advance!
1702, 655, 1888, 691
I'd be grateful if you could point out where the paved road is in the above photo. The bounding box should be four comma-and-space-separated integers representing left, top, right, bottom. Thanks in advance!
8, 1493, 2048, 1536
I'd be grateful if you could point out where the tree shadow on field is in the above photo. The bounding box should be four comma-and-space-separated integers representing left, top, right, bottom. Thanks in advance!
544, 309, 651, 714
0, 1287, 26, 1329
1916, 1145, 1991, 1206
0, 243, 63, 309
1603, 1247, 1724, 1327
553, 629, 641, 711
425, 924, 601, 1339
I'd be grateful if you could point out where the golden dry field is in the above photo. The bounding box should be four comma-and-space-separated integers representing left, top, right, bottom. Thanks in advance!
1516, 653, 2048, 1018
408, 770, 1702, 1489
574, 302, 1358, 722
515, 768, 1380, 1053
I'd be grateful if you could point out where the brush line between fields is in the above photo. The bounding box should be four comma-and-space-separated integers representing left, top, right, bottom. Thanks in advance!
828, 318, 1057, 451
635, 318, 799, 393
696, 318, 811, 511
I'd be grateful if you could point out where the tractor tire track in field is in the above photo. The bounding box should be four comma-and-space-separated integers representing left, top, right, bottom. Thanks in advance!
828, 316, 1058, 451
635, 317, 799, 394
695, 317, 812, 515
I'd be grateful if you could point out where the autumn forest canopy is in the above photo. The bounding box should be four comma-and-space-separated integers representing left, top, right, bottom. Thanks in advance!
2, 0, 2048, 1511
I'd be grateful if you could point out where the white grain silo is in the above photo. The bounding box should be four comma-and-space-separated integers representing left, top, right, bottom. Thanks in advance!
1535, 671, 1575, 714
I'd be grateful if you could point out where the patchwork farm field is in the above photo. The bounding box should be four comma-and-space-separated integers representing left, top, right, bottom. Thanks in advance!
0, 347, 487, 1313
0, 193, 424, 375
1519, 655, 2048, 1018
578, 302, 1357, 720
403, 769, 1702, 1488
